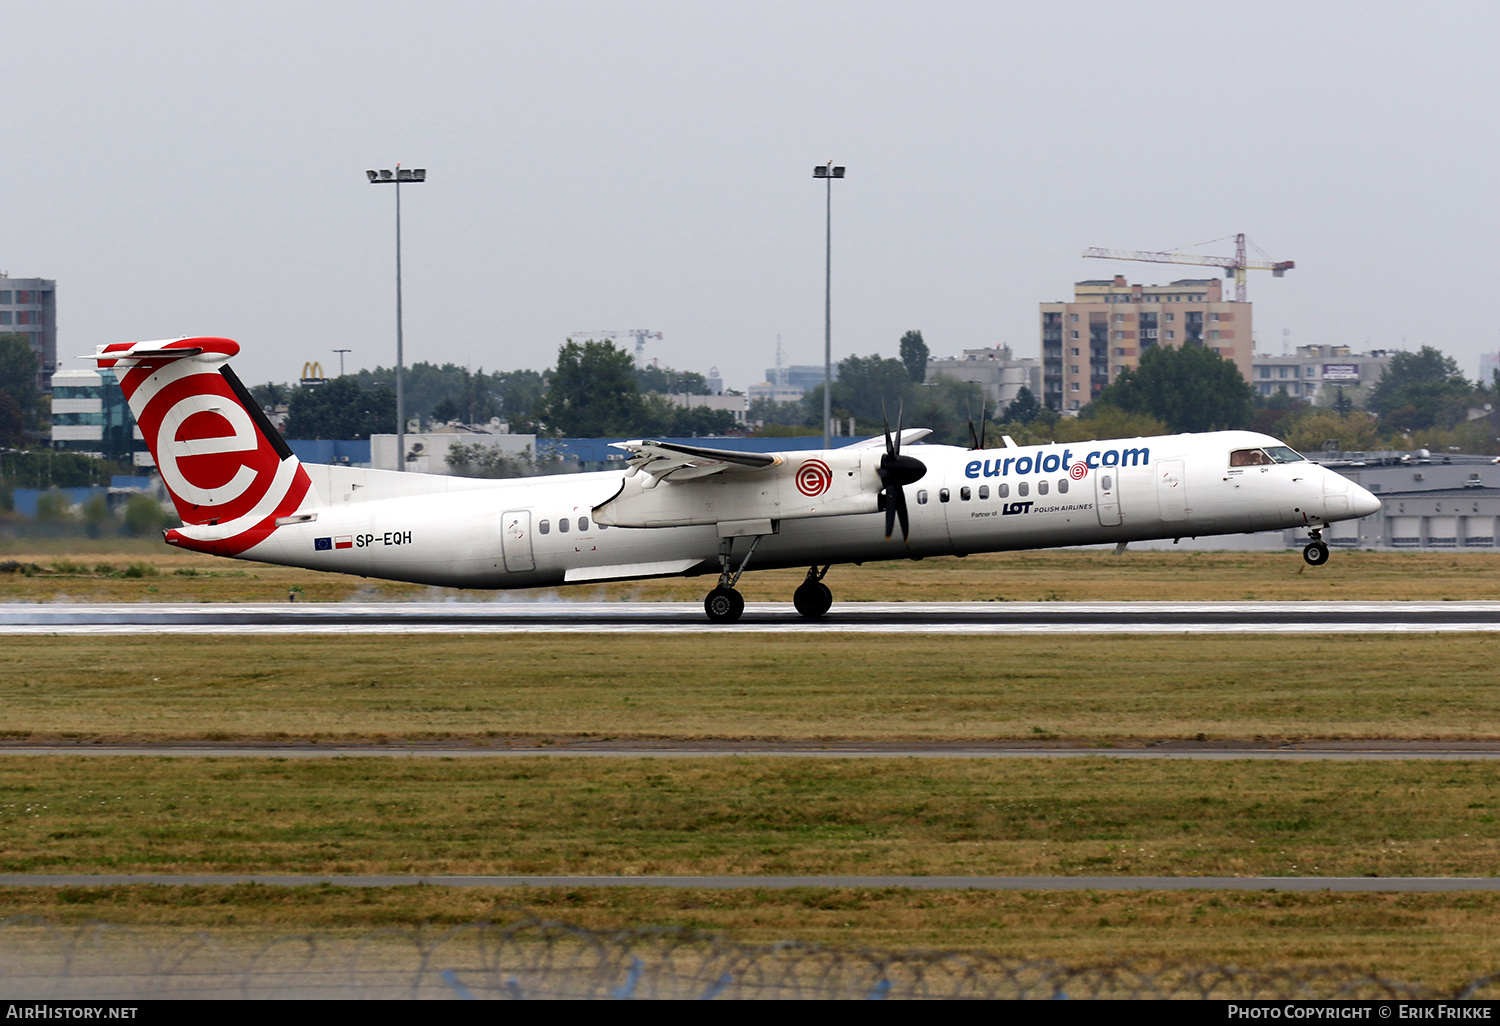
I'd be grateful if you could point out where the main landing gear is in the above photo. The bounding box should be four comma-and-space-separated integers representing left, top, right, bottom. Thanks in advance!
703, 535, 763, 623
701, 542, 836, 623
793, 565, 833, 619
1302, 527, 1330, 566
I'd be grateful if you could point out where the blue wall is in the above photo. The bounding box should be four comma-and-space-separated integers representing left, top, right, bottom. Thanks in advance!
539, 436, 875, 467
286, 439, 372, 465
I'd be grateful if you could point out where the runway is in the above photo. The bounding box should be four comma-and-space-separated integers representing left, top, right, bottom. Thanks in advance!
2, 600, 1497, 634
0, 874, 1495, 892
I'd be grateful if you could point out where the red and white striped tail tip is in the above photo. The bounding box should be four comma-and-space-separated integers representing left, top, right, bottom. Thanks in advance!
94, 337, 239, 368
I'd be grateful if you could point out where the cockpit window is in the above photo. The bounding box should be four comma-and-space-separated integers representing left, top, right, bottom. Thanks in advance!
1263, 445, 1306, 463
1230, 448, 1273, 467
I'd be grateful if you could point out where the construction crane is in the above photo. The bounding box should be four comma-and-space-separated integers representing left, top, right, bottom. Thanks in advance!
569, 329, 662, 366
1082, 234, 1293, 303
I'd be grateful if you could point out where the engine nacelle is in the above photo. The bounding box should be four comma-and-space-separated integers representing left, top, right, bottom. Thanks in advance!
593, 449, 881, 528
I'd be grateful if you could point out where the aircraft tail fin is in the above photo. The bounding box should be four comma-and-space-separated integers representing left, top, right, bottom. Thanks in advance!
95, 337, 317, 555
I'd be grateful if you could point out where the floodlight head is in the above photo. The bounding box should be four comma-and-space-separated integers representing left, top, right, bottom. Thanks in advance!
412, 168, 426, 181
397, 168, 414, 181
831, 166, 845, 178
366, 170, 378, 182
379, 169, 394, 181
813, 166, 827, 178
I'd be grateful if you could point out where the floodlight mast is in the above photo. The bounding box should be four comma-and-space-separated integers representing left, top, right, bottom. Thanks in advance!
813, 162, 845, 449
366, 165, 427, 470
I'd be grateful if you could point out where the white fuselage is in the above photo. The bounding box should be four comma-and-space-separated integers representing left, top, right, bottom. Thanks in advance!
234, 430, 1380, 590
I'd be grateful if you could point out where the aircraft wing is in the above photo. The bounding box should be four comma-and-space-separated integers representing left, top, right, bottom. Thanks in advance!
610, 440, 783, 483
842, 428, 932, 450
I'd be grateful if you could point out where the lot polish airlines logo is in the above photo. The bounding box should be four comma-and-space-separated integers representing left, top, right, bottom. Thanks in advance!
100, 338, 310, 556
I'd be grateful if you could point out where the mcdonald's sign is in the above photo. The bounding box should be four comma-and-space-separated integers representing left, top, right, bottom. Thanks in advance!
300, 361, 326, 386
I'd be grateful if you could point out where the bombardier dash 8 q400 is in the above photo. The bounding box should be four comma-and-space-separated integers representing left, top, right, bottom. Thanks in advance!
97, 336, 1382, 622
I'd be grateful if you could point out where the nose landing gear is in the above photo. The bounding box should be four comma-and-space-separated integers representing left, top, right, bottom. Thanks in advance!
1302, 527, 1330, 566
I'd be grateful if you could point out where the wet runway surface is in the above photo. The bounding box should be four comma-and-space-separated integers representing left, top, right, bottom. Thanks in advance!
2, 600, 1497, 634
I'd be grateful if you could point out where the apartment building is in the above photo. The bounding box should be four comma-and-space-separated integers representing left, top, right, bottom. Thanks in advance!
0, 275, 56, 390
1040, 276, 1249, 413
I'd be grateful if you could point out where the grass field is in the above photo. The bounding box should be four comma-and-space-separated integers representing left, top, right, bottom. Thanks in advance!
0, 634, 1497, 743
1, 756, 1499, 989
0, 757, 1496, 878
3, 546, 1500, 985
3, 544, 1500, 603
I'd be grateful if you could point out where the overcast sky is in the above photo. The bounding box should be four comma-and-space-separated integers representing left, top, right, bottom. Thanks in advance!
7, 1, 1499, 393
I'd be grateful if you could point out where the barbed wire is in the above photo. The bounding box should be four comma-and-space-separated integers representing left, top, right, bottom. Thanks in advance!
1, 915, 1495, 1000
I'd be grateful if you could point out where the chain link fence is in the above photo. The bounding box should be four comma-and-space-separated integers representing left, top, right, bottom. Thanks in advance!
2, 916, 1497, 1000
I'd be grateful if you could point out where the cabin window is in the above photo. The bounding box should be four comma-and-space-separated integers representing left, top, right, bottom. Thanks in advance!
578, 516, 589, 531
939, 488, 950, 502
1058, 479, 1069, 494
1017, 482, 1029, 497
1038, 480, 1049, 495
978, 485, 989, 500
917, 490, 928, 504
538, 520, 550, 535
1230, 448, 1273, 467
960, 486, 971, 501
1264, 445, 1306, 463
559, 517, 570, 533
998, 483, 1009, 498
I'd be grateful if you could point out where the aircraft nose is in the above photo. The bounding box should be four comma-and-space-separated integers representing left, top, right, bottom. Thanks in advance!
1350, 483, 1382, 518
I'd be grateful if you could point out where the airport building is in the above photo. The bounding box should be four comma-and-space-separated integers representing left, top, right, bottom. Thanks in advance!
1, 275, 57, 390
1250, 346, 1395, 402
1307, 453, 1500, 550
924, 344, 1042, 412
48, 367, 150, 464
1040, 276, 1250, 413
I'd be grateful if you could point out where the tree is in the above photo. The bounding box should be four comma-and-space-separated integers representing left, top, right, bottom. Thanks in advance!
898, 330, 928, 383
636, 364, 710, 396
534, 339, 644, 436
1366, 346, 1474, 431
282, 379, 397, 439
1092, 345, 1255, 433
829, 354, 915, 424
0, 333, 42, 440
1282, 410, 1382, 454
1001, 386, 1041, 425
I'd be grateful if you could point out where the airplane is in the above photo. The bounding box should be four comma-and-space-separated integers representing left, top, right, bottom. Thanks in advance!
96, 336, 1383, 621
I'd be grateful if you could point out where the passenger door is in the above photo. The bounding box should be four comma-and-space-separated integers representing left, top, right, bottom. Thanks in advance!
501, 509, 535, 572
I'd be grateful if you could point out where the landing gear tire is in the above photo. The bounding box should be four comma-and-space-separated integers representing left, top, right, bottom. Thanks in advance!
704, 587, 745, 623
1302, 541, 1329, 566
793, 581, 833, 619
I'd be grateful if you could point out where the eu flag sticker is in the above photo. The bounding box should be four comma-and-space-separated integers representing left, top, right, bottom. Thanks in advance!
314, 537, 332, 551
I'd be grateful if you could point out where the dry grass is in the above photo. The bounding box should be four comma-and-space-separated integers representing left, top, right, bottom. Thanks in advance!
3, 546, 1500, 603
0, 634, 1497, 743
0, 757, 1496, 879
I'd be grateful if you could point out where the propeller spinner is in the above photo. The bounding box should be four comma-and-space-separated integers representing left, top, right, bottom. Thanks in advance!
879, 404, 927, 542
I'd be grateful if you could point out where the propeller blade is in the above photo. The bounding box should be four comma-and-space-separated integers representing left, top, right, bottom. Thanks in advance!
877, 449, 927, 542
